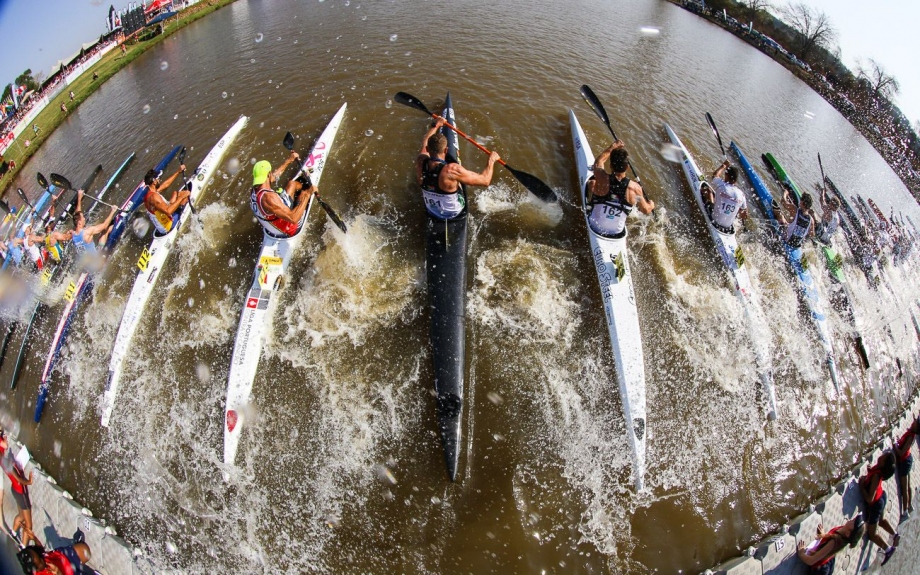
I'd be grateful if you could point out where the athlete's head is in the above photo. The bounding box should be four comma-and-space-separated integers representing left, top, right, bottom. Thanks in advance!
252, 161, 272, 187
427, 133, 447, 156
829, 198, 841, 210
144, 169, 160, 187
610, 148, 629, 173
801, 192, 814, 210
880, 450, 896, 480
724, 166, 738, 184
73, 211, 85, 229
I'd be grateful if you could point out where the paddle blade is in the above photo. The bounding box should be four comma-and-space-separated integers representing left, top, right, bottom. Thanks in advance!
505, 165, 557, 203
705, 112, 725, 156
37, 172, 49, 190
283, 132, 295, 151
50, 173, 73, 190
394, 92, 433, 116
0, 200, 9, 215
178, 146, 187, 164
580, 84, 615, 138
17, 188, 31, 207
80, 164, 103, 193
316, 195, 347, 233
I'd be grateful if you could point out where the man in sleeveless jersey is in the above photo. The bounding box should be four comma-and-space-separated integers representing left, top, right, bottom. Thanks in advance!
250, 151, 313, 238
585, 140, 654, 237
893, 415, 919, 521
776, 190, 815, 248
815, 185, 841, 245
703, 161, 747, 232
416, 117, 499, 219
796, 514, 865, 573
43, 190, 119, 261
859, 451, 900, 565
143, 163, 189, 235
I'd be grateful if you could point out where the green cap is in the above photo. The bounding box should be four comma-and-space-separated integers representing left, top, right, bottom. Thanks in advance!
252, 160, 272, 186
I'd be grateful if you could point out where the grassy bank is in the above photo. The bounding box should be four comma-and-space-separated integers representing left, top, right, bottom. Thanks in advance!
0, 0, 241, 199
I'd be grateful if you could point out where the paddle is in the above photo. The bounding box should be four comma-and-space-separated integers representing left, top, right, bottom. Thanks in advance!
16, 189, 34, 211
282, 131, 348, 233
394, 91, 558, 203
579, 85, 655, 214
816, 152, 832, 206
49, 174, 127, 212
177, 147, 197, 215
37, 172, 49, 191
0, 200, 9, 216
705, 112, 727, 158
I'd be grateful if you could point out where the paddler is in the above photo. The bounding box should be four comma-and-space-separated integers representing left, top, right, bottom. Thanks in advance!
702, 160, 747, 232
249, 151, 315, 238
585, 140, 654, 237
416, 117, 500, 218
814, 184, 841, 245
775, 190, 815, 248
143, 163, 189, 234
44, 190, 118, 261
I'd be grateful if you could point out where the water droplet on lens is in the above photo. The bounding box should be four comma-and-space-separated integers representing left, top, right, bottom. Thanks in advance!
255, 33, 263, 43
132, 218, 151, 238
165, 541, 177, 554
385, 99, 392, 109
487, 391, 503, 405
375, 464, 396, 485
173, 114, 178, 120
53, 441, 62, 458
187, 297, 194, 308
228, 257, 237, 268
160, 61, 168, 70
344, 0, 350, 5
365, 129, 374, 137
226, 157, 241, 176
250, 59, 256, 64
389, 34, 398, 42
142, 104, 151, 114
221, 92, 228, 99
196, 363, 211, 383
431, 496, 441, 505
361, 15, 367, 20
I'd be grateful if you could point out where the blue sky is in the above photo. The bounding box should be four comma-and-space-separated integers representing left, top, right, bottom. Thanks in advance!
0, 0, 917, 126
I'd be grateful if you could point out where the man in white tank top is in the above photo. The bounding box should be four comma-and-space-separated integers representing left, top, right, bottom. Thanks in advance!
585, 140, 654, 237
703, 161, 747, 231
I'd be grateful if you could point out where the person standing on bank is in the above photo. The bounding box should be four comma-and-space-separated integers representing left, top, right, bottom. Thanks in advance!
585, 140, 654, 237
416, 117, 499, 218
893, 415, 919, 521
859, 451, 900, 565
250, 151, 314, 238
0, 433, 36, 548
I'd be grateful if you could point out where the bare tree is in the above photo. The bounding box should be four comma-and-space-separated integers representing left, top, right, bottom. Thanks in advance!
742, 0, 771, 12
857, 59, 900, 101
778, 2, 837, 61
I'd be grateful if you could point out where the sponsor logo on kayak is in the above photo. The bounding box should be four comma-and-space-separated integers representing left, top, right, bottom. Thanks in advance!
593, 247, 612, 302
226, 410, 238, 432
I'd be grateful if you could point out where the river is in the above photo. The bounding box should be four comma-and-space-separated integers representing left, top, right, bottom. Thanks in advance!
1, 0, 919, 572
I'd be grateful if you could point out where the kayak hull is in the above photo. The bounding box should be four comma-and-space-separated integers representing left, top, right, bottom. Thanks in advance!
570, 109, 646, 490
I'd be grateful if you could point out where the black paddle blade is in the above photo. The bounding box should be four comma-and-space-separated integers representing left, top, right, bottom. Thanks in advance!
50, 173, 73, 190
505, 165, 558, 203
0, 200, 10, 215
394, 92, 433, 116
37, 172, 49, 190
283, 132, 295, 151
705, 112, 725, 156
17, 188, 31, 208
580, 84, 615, 138
178, 146, 187, 164
316, 195, 347, 233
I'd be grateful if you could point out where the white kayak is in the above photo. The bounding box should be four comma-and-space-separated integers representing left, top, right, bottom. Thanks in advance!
569, 109, 647, 491
101, 115, 249, 427
664, 123, 776, 420
223, 103, 347, 472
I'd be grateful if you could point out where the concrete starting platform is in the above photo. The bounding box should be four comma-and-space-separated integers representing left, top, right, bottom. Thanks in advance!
1, 437, 144, 574
704, 392, 920, 575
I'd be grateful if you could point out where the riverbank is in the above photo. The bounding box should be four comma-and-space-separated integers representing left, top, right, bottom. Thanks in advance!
0, 0, 241, 200
666, 0, 920, 203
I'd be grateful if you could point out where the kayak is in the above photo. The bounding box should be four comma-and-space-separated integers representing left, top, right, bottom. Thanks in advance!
34, 146, 181, 422
570, 109, 646, 490
664, 124, 776, 420
102, 116, 248, 427
731, 141, 840, 390
9, 153, 135, 391
425, 92, 467, 481
223, 103, 346, 472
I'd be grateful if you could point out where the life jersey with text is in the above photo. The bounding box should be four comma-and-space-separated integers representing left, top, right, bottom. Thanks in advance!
895, 426, 917, 462
588, 176, 633, 237
711, 177, 746, 230
785, 207, 813, 248
45, 235, 63, 262
816, 210, 840, 244
250, 185, 300, 238
71, 230, 97, 254
420, 156, 465, 219
146, 189, 176, 234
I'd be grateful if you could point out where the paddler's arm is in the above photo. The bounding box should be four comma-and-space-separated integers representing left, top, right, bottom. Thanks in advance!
272, 152, 300, 181
627, 181, 655, 215
82, 206, 118, 237
260, 183, 312, 224
157, 164, 186, 191
446, 152, 499, 188
419, 117, 446, 156
796, 537, 831, 565
147, 184, 189, 217
712, 160, 730, 180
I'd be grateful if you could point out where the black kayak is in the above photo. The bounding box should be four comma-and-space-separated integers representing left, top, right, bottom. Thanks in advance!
425, 92, 467, 481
